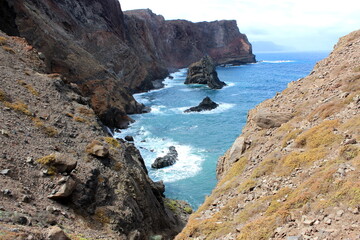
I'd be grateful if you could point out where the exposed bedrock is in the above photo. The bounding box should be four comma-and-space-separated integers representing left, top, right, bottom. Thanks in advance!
184, 97, 219, 113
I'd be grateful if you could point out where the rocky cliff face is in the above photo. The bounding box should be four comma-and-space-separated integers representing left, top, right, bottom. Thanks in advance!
176, 30, 360, 239
0, 2, 254, 129
125, 9, 255, 69
0, 31, 187, 239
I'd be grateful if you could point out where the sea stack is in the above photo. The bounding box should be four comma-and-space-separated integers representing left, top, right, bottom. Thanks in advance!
185, 56, 226, 89
184, 97, 219, 113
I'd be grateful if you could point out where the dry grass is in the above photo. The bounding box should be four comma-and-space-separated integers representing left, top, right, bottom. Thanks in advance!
104, 137, 121, 148
218, 157, 247, 186
0, 36, 7, 46
4, 101, 32, 116
308, 101, 344, 120
2, 46, 15, 54
17, 80, 40, 96
32, 117, 58, 137
74, 116, 88, 123
77, 107, 95, 116
295, 120, 341, 148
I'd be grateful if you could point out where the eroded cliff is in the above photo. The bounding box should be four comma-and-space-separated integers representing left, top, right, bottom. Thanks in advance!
177, 30, 360, 239
0, 31, 187, 239
0, 1, 255, 129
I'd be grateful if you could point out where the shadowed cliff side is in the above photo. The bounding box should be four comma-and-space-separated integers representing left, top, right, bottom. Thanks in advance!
0, 31, 187, 239
176, 30, 360, 239
124, 9, 255, 69
0, 1, 255, 129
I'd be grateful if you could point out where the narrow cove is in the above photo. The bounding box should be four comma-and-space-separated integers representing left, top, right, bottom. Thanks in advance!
115, 51, 329, 209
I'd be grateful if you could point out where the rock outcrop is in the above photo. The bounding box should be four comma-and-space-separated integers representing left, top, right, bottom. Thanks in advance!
0, 31, 186, 239
0, 2, 254, 128
184, 97, 219, 112
185, 56, 226, 89
152, 146, 179, 169
176, 30, 360, 240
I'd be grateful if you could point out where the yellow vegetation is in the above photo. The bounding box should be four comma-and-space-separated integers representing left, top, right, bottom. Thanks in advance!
77, 107, 94, 116
282, 129, 302, 147
104, 137, 121, 148
17, 80, 40, 96
2, 46, 15, 54
295, 120, 341, 148
32, 117, 58, 137
94, 207, 110, 224
4, 101, 32, 116
0, 36, 7, 45
339, 145, 359, 160
74, 116, 87, 123
309, 101, 344, 120
37, 154, 56, 165
218, 157, 247, 186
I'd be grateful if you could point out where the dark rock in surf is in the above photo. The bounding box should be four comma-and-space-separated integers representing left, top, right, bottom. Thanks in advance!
125, 136, 134, 142
151, 146, 178, 169
185, 56, 226, 89
184, 97, 219, 113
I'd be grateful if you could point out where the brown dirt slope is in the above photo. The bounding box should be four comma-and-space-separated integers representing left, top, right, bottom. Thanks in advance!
0, 31, 188, 240
176, 30, 360, 239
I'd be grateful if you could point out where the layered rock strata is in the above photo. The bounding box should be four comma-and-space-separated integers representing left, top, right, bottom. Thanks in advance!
0, 2, 254, 128
177, 30, 360, 239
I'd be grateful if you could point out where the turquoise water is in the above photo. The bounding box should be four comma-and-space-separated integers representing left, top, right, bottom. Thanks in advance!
115, 52, 329, 209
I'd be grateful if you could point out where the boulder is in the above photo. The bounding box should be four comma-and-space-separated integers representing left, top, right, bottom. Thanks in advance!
184, 97, 219, 113
125, 136, 134, 142
46, 226, 70, 240
48, 176, 76, 200
151, 146, 178, 169
185, 56, 226, 89
86, 140, 109, 158
254, 111, 293, 129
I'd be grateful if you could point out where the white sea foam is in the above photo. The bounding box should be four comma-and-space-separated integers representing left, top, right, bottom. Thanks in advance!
150, 105, 167, 115
224, 82, 235, 88
115, 127, 204, 183
174, 103, 236, 115
262, 60, 295, 63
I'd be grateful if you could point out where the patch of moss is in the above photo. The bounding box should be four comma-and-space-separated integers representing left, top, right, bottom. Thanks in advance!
17, 80, 40, 96
104, 137, 121, 148
165, 199, 178, 212
2, 46, 15, 54
184, 206, 193, 214
37, 154, 56, 165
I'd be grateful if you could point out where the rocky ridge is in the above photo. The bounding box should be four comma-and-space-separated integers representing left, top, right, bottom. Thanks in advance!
0, 1, 255, 129
0, 31, 188, 239
176, 30, 360, 239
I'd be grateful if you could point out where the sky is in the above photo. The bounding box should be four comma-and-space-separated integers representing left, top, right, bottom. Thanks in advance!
120, 0, 360, 52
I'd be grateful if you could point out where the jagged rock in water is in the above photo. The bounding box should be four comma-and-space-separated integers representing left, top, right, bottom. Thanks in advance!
185, 56, 226, 89
151, 146, 178, 169
184, 97, 219, 113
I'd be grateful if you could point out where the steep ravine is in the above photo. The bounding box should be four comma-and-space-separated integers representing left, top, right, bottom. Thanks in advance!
0, 31, 190, 239
176, 30, 360, 239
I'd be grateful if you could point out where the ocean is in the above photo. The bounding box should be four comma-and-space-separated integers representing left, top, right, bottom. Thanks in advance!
115, 51, 329, 209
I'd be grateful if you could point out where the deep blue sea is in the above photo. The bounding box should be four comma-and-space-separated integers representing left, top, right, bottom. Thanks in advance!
115, 52, 329, 209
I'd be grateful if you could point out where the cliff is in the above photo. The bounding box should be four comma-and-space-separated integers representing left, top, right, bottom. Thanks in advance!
0, 31, 188, 239
124, 9, 255, 69
176, 30, 360, 239
0, 1, 254, 129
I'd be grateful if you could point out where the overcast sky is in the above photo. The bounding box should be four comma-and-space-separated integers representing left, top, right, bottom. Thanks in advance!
120, 0, 360, 52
